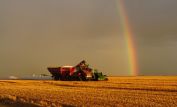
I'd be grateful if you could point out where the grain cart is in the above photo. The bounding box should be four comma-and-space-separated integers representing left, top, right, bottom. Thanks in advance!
47, 60, 108, 81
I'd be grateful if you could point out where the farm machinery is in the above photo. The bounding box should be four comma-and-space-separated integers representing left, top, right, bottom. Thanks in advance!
47, 60, 108, 81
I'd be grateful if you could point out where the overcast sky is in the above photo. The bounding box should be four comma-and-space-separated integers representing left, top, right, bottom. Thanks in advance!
0, 0, 177, 78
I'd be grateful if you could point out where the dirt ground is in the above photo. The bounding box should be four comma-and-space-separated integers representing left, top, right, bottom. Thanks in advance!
0, 76, 177, 107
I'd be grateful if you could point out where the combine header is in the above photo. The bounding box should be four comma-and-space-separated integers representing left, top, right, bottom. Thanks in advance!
47, 60, 108, 81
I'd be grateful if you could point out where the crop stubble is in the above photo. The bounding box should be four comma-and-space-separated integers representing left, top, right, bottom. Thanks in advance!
0, 76, 177, 107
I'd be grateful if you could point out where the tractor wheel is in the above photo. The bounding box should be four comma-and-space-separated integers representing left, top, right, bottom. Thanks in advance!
53, 76, 60, 80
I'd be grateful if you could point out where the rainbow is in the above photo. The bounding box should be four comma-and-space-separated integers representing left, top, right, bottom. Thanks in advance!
116, 0, 138, 76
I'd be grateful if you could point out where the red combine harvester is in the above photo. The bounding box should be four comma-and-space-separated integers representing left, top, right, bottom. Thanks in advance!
47, 60, 108, 81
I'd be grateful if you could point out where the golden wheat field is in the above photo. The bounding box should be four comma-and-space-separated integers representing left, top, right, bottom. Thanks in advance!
0, 76, 177, 107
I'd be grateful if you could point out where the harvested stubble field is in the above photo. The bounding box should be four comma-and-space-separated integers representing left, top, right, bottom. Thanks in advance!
0, 76, 177, 107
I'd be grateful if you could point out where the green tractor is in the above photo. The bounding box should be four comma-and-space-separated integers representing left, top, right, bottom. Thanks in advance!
93, 69, 108, 81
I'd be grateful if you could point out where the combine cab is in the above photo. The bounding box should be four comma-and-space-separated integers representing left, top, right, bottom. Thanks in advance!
47, 60, 108, 81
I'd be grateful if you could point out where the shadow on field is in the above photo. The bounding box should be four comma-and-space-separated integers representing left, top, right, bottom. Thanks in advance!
0, 98, 39, 107
0, 97, 76, 107
52, 83, 177, 93
0, 103, 75, 107
60, 104, 76, 107
0, 81, 17, 84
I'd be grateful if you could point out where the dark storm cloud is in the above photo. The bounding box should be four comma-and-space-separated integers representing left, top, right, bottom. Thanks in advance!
0, 0, 177, 78
124, 0, 177, 75
124, 0, 177, 44
0, 0, 128, 78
